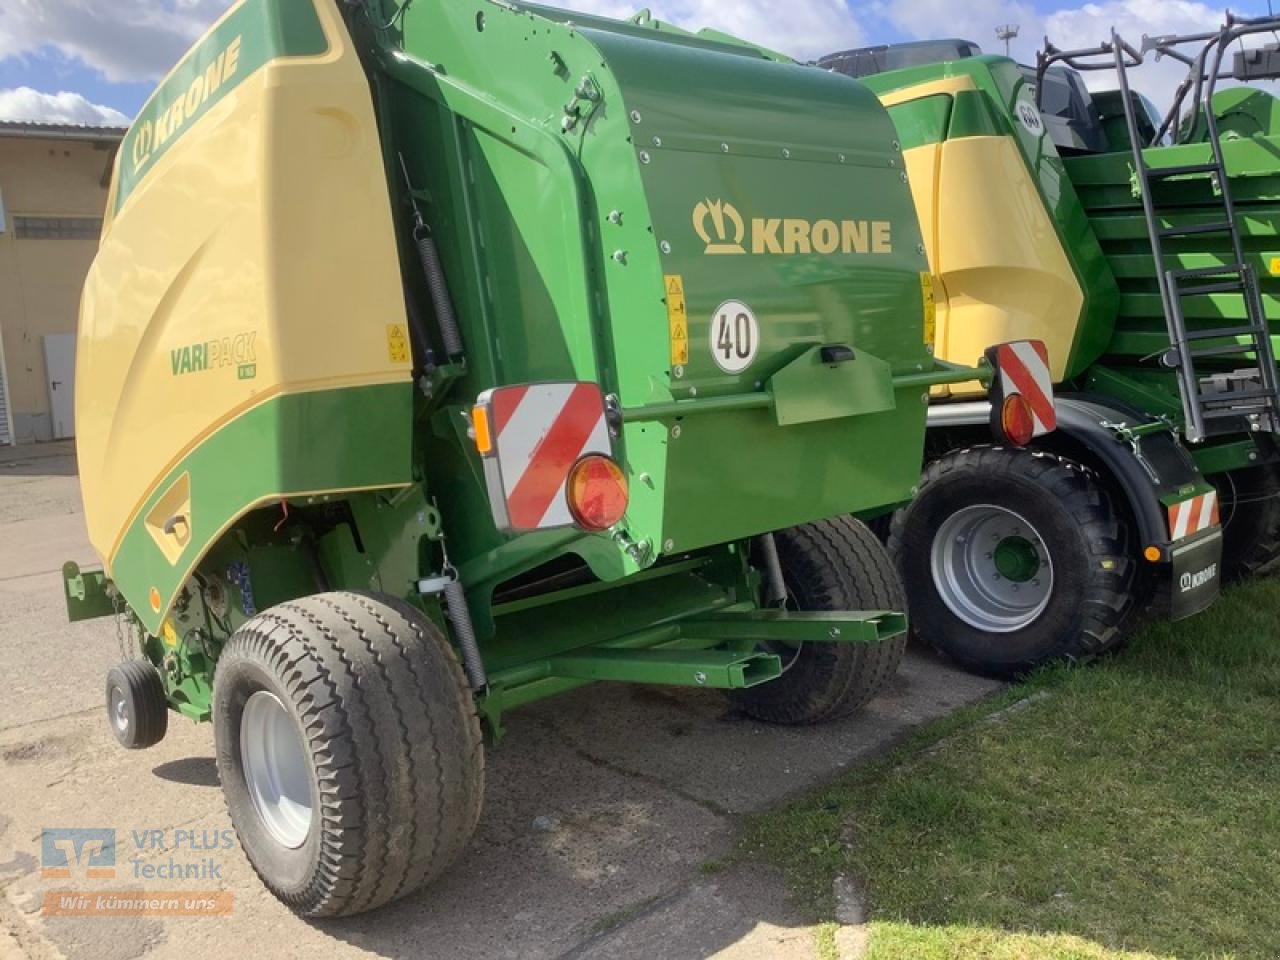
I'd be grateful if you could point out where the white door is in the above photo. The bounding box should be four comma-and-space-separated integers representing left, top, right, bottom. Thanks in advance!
43, 334, 76, 440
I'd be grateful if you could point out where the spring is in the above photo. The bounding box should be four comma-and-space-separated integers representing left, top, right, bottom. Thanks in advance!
443, 577, 487, 689
415, 231, 465, 361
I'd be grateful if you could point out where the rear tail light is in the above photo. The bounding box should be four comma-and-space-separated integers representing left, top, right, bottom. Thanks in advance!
566, 455, 629, 531
1000, 394, 1035, 447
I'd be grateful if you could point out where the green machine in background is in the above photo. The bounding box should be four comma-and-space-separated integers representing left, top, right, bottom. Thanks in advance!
800, 17, 1280, 677
65, 0, 1034, 917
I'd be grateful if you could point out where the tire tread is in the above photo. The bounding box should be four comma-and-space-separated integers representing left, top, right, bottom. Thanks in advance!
887, 444, 1134, 677
214, 591, 483, 918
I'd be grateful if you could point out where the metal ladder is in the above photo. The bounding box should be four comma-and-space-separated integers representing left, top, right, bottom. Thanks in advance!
1110, 28, 1280, 443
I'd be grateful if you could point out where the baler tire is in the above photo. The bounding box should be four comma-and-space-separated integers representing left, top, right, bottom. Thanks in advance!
1216, 462, 1280, 581
728, 517, 906, 725
888, 445, 1134, 679
105, 660, 168, 750
213, 591, 484, 918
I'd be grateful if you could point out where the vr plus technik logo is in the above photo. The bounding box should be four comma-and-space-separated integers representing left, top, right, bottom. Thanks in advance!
41, 828, 116, 880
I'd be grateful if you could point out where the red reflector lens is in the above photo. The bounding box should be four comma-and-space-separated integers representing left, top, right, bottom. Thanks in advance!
1001, 393, 1035, 447
566, 455, 629, 531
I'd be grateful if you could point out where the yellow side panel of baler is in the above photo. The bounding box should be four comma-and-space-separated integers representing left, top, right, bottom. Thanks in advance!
885, 75, 1084, 399
76, 0, 410, 573
928, 135, 1082, 395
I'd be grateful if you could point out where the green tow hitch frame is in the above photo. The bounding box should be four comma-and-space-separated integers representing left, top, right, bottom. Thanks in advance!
62, 353, 977, 741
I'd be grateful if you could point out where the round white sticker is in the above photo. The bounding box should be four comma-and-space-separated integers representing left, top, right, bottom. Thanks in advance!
709, 300, 759, 374
1015, 98, 1045, 138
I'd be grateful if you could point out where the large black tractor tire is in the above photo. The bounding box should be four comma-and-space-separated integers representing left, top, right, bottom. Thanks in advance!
213, 591, 484, 918
105, 660, 168, 750
888, 446, 1135, 679
1215, 462, 1280, 581
728, 517, 907, 724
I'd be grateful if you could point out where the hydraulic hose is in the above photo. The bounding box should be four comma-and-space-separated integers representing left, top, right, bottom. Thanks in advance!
757, 532, 787, 608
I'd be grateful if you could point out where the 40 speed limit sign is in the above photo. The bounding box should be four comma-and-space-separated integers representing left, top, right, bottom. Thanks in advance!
709, 300, 759, 374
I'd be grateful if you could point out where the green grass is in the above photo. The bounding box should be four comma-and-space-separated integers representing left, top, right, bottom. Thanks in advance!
814, 921, 841, 960
741, 577, 1280, 960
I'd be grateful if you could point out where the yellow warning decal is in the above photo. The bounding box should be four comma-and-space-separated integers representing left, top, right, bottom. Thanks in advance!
162, 619, 178, 646
920, 272, 937, 346
386, 323, 410, 364
1270, 256, 1280, 277
665, 275, 689, 365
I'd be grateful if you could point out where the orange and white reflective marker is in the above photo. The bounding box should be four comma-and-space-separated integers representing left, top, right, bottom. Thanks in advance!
992, 340, 1055, 436
1167, 490, 1219, 542
567, 455, 629, 531
475, 381, 614, 531
148, 586, 161, 612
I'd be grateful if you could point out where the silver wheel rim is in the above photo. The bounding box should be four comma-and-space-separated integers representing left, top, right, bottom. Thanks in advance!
111, 687, 129, 734
930, 504, 1054, 633
240, 691, 313, 849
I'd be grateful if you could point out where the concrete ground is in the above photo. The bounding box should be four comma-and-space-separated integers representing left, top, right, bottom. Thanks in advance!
0, 441, 1001, 960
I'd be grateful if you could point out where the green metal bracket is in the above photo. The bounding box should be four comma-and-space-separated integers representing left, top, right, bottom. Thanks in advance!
894, 358, 991, 390
620, 359, 989, 424
416, 361, 466, 419
477, 602, 910, 740
1127, 161, 1142, 201
548, 647, 782, 689
680, 608, 907, 644
1101, 418, 1176, 443
561, 73, 603, 134
1083, 366, 1183, 421
1191, 438, 1263, 476
768, 346, 894, 426
62, 562, 116, 623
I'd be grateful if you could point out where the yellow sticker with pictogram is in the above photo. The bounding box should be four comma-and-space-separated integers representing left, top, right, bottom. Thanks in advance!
162, 619, 178, 647
665, 275, 689, 365
919, 272, 937, 346
1270, 256, 1280, 277
386, 323, 410, 364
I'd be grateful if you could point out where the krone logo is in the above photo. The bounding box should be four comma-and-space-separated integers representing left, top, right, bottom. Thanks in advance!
690, 198, 894, 257
1179, 562, 1217, 592
131, 120, 154, 174
692, 199, 746, 255
1015, 99, 1045, 138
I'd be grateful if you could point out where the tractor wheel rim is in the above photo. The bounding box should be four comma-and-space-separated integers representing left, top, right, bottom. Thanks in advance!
241, 691, 313, 849
930, 504, 1054, 633
111, 687, 129, 733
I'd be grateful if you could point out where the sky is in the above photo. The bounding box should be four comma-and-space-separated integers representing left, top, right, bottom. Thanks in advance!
0, 0, 1273, 127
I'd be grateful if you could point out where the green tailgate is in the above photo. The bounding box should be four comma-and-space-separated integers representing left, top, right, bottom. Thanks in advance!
375, 1, 951, 588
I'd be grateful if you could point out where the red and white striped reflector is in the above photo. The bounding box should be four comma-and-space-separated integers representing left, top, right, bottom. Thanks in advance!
1167, 490, 1219, 542
990, 339, 1056, 436
475, 381, 612, 532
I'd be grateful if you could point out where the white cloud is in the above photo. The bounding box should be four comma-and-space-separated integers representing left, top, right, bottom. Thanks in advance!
872, 0, 1040, 61
0, 0, 1256, 120
0, 0, 234, 84
554, 0, 864, 60
0, 86, 128, 125
1043, 0, 1228, 108
878, 0, 1237, 110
